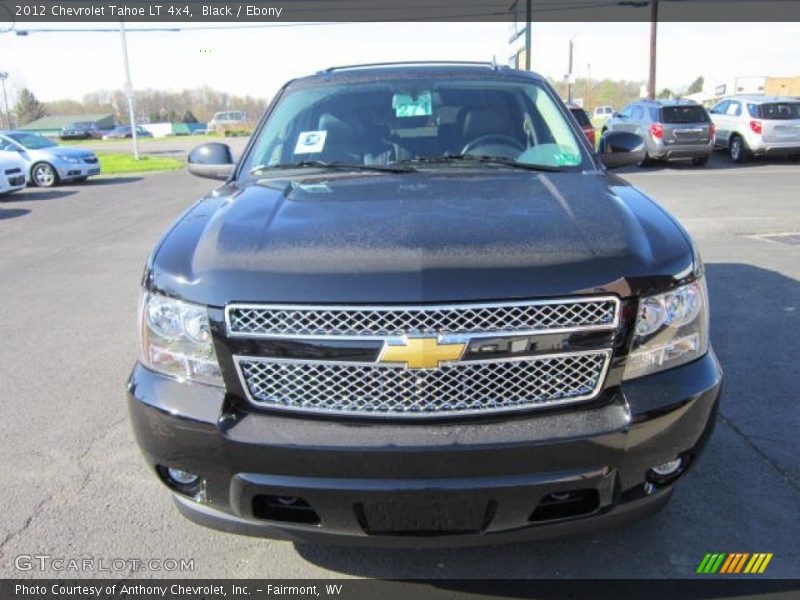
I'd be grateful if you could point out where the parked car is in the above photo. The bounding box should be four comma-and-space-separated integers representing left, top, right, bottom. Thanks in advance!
102, 125, 153, 140
603, 99, 714, 166
0, 131, 101, 187
129, 62, 721, 546
567, 103, 596, 145
207, 110, 248, 135
0, 154, 26, 197
710, 96, 800, 163
60, 121, 102, 141
593, 105, 614, 119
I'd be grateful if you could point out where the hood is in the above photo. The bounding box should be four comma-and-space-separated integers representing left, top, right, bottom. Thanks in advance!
150, 170, 695, 306
33, 145, 95, 159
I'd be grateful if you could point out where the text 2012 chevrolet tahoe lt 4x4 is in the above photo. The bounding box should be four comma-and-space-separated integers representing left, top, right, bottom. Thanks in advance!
127, 63, 723, 546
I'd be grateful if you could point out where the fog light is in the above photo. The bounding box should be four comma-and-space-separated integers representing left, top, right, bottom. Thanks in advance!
651, 458, 682, 477
167, 467, 199, 486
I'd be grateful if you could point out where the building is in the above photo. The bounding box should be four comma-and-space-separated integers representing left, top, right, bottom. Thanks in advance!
18, 113, 115, 136
765, 76, 800, 97
687, 75, 800, 107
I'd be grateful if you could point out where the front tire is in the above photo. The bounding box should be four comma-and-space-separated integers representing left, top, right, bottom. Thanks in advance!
31, 162, 58, 187
729, 135, 750, 163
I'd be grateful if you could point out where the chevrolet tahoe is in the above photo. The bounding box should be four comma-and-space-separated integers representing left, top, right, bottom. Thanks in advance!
127, 62, 723, 546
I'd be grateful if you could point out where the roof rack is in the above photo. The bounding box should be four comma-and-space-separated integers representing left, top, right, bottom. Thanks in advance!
319, 61, 503, 74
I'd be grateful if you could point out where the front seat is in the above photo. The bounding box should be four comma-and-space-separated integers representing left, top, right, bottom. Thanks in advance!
460, 109, 519, 154
316, 113, 363, 164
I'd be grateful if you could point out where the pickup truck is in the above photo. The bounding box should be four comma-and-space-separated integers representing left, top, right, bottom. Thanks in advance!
127, 62, 722, 546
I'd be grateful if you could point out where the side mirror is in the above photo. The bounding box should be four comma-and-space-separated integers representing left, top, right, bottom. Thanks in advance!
598, 131, 645, 169
187, 142, 235, 180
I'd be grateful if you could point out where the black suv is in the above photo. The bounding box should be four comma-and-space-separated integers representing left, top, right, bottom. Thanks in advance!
128, 63, 722, 546
603, 99, 715, 166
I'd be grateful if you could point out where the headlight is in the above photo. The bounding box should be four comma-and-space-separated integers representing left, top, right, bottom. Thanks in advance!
623, 278, 709, 380
57, 155, 79, 164
139, 291, 223, 386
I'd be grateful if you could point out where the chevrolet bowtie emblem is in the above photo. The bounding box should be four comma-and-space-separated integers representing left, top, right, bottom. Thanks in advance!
379, 337, 466, 369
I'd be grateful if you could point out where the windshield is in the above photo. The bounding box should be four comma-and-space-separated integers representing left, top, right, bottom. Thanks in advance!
7, 133, 58, 149
661, 105, 710, 124
241, 76, 586, 179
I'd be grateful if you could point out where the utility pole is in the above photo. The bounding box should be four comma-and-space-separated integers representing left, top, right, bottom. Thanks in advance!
524, 0, 531, 70
119, 20, 140, 160
648, 0, 658, 100
587, 62, 592, 110
0, 71, 11, 129
567, 40, 574, 103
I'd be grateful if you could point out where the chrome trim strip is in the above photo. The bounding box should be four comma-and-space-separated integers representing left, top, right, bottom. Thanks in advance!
233, 350, 612, 418
224, 296, 621, 341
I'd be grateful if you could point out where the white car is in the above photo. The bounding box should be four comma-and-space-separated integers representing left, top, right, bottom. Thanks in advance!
0, 130, 101, 187
593, 105, 615, 119
710, 96, 800, 162
0, 154, 26, 197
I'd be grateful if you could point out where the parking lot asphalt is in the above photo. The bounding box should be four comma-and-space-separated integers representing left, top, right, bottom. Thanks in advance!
0, 152, 798, 579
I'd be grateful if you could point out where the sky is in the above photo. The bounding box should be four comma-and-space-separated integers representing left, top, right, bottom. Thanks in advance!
0, 21, 797, 104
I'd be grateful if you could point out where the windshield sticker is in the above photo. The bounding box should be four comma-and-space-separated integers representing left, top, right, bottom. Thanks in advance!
554, 152, 580, 166
393, 92, 432, 118
294, 130, 327, 154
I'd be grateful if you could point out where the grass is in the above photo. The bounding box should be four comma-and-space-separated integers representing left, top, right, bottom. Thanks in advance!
96, 152, 184, 174
68, 134, 218, 146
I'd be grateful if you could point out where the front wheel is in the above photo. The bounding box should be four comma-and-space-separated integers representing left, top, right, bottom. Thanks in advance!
692, 156, 709, 166
31, 162, 58, 187
729, 135, 750, 163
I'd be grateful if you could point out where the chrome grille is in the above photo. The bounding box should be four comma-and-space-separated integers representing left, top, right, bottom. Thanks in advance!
236, 351, 610, 417
227, 298, 619, 338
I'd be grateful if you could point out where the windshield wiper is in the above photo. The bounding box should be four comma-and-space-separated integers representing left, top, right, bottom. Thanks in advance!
250, 160, 416, 175
393, 154, 563, 172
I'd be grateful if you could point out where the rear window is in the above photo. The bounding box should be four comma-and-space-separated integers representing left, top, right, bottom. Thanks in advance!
660, 105, 710, 124
758, 103, 800, 120
569, 107, 591, 127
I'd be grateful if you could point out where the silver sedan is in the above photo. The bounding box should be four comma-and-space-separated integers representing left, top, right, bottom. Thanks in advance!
0, 131, 101, 187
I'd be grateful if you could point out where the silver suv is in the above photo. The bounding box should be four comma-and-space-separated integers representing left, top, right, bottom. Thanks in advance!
603, 99, 714, 166
710, 96, 800, 163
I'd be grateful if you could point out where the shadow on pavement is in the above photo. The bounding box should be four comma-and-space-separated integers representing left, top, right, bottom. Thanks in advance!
293, 263, 799, 581
6, 189, 77, 203
69, 176, 144, 186
0, 208, 31, 220
615, 151, 799, 175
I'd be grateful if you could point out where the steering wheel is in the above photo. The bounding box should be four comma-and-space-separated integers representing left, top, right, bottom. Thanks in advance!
461, 134, 525, 155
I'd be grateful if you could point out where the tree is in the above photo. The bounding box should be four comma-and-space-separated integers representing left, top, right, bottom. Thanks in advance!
657, 88, 674, 99
14, 88, 46, 125
182, 110, 198, 124
687, 76, 705, 95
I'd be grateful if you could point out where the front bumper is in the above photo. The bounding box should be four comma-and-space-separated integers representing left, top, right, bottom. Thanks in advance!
127, 350, 722, 546
0, 175, 26, 193
55, 161, 101, 180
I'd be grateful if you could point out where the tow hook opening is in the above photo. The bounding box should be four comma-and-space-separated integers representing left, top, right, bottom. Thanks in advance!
252, 495, 321, 524
529, 489, 600, 522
